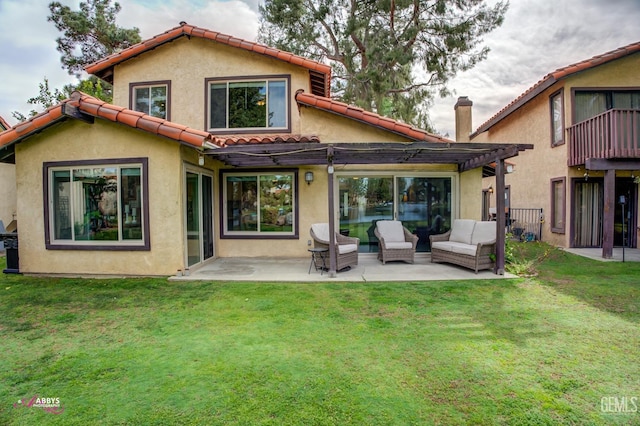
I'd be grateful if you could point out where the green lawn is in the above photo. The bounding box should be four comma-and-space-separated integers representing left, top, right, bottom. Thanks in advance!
1, 244, 639, 425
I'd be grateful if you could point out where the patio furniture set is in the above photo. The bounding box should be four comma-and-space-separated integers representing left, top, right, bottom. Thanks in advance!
309, 219, 497, 274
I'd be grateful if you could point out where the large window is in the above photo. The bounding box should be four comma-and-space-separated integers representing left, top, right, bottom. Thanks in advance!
550, 177, 566, 233
222, 170, 297, 238
44, 158, 149, 249
207, 76, 289, 132
550, 90, 564, 146
130, 81, 170, 119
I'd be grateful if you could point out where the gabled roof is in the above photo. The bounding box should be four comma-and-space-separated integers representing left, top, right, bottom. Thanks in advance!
85, 22, 332, 97
473, 40, 640, 136
295, 91, 452, 143
0, 92, 222, 163
0, 115, 10, 131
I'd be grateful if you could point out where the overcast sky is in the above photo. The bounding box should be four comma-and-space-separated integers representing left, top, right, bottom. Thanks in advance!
0, 0, 638, 138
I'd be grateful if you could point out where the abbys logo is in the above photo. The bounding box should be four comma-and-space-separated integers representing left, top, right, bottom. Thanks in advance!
14, 395, 64, 414
601, 396, 638, 414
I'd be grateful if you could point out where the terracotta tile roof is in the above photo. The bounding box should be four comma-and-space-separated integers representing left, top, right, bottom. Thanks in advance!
0, 92, 221, 150
0, 115, 10, 131
295, 91, 452, 143
474, 40, 640, 136
215, 135, 320, 146
85, 22, 331, 97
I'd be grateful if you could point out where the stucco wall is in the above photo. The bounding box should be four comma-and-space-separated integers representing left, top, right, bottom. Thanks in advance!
459, 168, 482, 220
474, 52, 640, 247
112, 37, 312, 133
298, 107, 411, 142
15, 119, 186, 276
0, 163, 16, 227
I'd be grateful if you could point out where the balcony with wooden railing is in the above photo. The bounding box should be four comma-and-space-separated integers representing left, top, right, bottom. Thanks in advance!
568, 108, 640, 166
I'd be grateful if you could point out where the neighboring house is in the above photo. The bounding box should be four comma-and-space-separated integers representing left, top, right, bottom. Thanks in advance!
464, 41, 640, 258
0, 22, 530, 276
0, 115, 17, 229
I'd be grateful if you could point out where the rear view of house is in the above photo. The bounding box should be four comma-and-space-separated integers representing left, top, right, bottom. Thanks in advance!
0, 23, 530, 276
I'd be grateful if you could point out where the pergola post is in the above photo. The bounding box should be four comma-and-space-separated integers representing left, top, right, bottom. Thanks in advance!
602, 169, 615, 259
327, 150, 337, 277
494, 158, 506, 275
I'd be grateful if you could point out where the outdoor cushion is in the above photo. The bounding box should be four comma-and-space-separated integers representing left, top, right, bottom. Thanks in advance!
471, 221, 496, 245
338, 244, 358, 254
447, 241, 478, 257
385, 241, 414, 250
375, 220, 406, 242
431, 241, 454, 252
310, 223, 331, 242
449, 219, 476, 244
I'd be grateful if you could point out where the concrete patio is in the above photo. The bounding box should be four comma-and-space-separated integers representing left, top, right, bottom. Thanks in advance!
563, 247, 640, 262
170, 253, 514, 282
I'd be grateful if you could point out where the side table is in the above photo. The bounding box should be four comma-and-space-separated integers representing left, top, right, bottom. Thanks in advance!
308, 247, 328, 274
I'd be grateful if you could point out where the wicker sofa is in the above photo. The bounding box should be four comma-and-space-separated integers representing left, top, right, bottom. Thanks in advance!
374, 220, 419, 264
310, 223, 359, 271
429, 219, 496, 273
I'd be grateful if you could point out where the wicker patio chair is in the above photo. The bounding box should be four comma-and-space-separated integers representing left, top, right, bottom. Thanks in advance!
374, 220, 419, 264
310, 223, 359, 271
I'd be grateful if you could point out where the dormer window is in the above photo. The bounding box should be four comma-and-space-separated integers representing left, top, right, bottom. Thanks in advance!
206, 75, 290, 133
130, 81, 170, 120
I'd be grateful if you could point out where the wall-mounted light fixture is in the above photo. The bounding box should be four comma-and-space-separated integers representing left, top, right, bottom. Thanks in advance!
198, 154, 205, 166
305, 171, 314, 185
488, 184, 494, 194
327, 165, 334, 174
506, 164, 514, 174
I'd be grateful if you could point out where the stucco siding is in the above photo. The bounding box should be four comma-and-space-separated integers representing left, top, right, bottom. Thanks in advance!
299, 107, 413, 143
481, 83, 570, 247
15, 119, 185, 276
112, 37, 312, 133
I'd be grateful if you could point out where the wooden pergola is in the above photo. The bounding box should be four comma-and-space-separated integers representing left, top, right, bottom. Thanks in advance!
206, 141, 533, 276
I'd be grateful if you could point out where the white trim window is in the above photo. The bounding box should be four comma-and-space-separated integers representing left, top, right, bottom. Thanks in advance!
222, 170, 297, 238
44, 158, 149, 250
207, 76, 289, 132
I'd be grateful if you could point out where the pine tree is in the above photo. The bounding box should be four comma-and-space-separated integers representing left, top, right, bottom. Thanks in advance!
259, 0, 508, 129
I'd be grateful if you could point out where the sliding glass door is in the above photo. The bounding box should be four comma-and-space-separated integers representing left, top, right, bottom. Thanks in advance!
396, 177, 451, 251
185, 169, 214, 267
338, 176, 394, 252
338, 174, 453, 252
573, 180, 602, 247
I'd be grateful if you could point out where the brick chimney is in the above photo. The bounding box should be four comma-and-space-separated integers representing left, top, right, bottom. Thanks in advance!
454, 96, 473, 142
